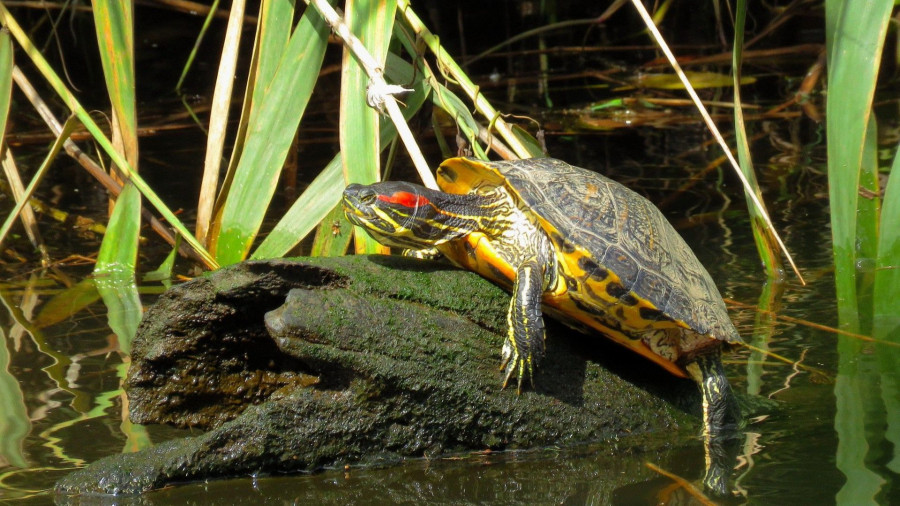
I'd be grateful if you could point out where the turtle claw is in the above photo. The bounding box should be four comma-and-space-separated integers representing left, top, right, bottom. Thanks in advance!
499, 340, 534, 394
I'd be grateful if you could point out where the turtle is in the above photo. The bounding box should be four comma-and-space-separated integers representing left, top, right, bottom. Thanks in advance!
341, 157, 742, 437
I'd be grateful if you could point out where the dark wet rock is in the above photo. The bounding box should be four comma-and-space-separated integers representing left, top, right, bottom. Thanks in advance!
56, 255, 702, 496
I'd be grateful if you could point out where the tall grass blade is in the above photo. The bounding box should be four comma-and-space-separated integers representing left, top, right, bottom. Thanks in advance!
252, 154, 342, 259
626, 0, 803, 283
195, 0, 246, 245
0, 28, 11, 143
95, 183, 141, 276
93, 10, 139, 277
874, 144, 900, 335
395, 26, 526, 160
1, 29, 46, 258
0, 4, 218, 268
1, 149, 46, 255
0, 116, 78, 249
142, 235, 181, 286
825, 1, 892, 326
91, 0, 137, 164
175, 0, 221, 93
305, 0, 435, 189
211, 4, 331, 266
857, 115, 881, 263
251, 0, 294, 110
430, 82, 487, 160
732, 0, 781, 278
397, 0, 532, 159
342, 0, 396, 254
94, 183, 143, 352
92, 0, 141, 278
252, 54, 429, 259
213, 0, 295, 228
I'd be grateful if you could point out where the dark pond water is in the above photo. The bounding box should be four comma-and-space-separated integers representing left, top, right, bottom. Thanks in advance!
2, 125, 898, 505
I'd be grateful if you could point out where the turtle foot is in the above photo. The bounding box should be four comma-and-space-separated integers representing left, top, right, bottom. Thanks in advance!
500, 340, 534, 394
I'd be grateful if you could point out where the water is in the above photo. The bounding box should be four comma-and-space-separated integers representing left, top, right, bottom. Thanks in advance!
2, 144, 898, 504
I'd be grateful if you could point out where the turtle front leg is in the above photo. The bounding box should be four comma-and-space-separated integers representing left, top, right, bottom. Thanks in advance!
500, 258, 546, 393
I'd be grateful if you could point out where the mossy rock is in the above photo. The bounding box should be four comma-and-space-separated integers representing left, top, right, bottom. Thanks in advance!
56, 255, 702, 496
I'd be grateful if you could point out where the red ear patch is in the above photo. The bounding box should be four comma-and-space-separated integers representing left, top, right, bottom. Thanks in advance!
378, 191, 429, 208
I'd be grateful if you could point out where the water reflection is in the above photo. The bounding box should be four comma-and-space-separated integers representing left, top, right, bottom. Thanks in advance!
834, 336, 900, 503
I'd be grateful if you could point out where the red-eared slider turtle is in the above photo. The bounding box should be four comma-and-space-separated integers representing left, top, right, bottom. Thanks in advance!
342, 157, 742, 437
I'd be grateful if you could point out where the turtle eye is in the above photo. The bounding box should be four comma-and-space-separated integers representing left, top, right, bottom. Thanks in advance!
359, 188, 378, 205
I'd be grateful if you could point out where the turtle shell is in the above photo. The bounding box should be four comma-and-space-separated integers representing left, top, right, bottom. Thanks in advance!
436, 157, 741, 371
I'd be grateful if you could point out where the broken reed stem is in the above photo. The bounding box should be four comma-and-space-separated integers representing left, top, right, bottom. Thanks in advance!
303, 0, 437, 189
627, 0, 805, 285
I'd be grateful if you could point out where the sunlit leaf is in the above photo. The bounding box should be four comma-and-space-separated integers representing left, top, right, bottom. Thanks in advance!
251, 53, 430, 259
342, 0, 396, 255
0, 4, 217, 268
212, 3, 331, 266
733, 0, 781, 278
95, 183, 141, 275
0, 27, 12, 145
874, 143, 900, 335
825, 1, 892, 327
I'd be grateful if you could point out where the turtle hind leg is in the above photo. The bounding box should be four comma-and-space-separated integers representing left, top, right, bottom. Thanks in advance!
500, 258, 546, 393
686, 349, 742, 435
686, 348, 743, 497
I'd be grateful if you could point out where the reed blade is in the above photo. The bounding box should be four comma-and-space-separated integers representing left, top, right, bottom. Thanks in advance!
211, 3, 330, 266
195, 0, 247, 244
733, 0, 782, 278
91, 0, 141, 278
0, 116, 79, 250
825, 0, 892, 326
210, 0, 296, 239
874, 144, 900, 336
0, 4, 218, 268
251, 52, 428, 259
627, 0, 804, 283
341, 0, 397, 255
0, 27, 11, 145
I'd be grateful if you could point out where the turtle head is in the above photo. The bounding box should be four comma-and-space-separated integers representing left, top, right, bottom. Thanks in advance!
343, 182, 475, 250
